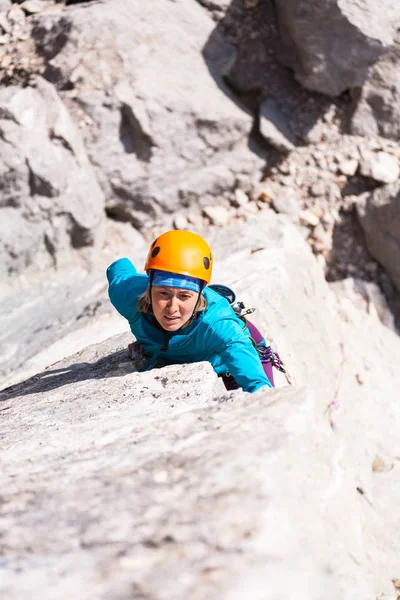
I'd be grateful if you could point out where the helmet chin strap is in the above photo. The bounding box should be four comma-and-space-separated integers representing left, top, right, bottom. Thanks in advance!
149, 270, 169, 336
186, 280, 205, 327
148, 270, 155, 313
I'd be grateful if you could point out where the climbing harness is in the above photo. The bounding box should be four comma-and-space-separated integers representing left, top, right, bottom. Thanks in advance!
209, 284, 291, 385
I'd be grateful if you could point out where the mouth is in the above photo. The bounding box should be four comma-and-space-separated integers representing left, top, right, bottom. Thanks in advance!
163, 315, 180, 322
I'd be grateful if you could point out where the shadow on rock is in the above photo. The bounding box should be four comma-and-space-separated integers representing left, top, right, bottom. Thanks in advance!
0, 349, 142, 401
326, 206, 400, 331
202, 0, 350, 152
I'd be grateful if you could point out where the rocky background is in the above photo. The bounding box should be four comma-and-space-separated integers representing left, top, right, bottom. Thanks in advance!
2, 1, 400, 598
1, 0, 400, 332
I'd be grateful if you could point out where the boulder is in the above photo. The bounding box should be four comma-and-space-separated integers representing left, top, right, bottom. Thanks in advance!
338, 158, 359, 176
359, 150, 400, 184
356, 181, 400, 292
274, 0, 400, 96
351, 36, 400, 140
0, 76, 105, 279
259, 98, 296, 153
271, 191, 300, 222
19, 0, 46, 15
203, 204, 231, 226
31, 0, 263, 229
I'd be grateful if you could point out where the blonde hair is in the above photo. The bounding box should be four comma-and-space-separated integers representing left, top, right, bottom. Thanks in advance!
137, 287, 208, 317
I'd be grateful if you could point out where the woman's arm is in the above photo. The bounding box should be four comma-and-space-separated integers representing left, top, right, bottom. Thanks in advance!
207, 319, 272, 393
106, 258, 148, 321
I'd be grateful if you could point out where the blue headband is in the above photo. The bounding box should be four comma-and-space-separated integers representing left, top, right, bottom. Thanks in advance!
152, 270, 201, 293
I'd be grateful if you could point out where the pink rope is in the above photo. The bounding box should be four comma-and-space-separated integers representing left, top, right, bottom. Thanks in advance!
328, 342, 345, 431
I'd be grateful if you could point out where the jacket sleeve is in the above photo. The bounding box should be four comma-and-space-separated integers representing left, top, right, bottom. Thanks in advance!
207, 319, 272, 394
106, 258, 148, 322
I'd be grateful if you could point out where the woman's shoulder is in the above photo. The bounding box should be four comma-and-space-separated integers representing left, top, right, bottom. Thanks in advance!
203, 287, 237, 315
200, 288, 244, 334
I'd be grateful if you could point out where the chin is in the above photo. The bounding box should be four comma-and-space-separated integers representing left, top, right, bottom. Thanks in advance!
165, 322, 182, 331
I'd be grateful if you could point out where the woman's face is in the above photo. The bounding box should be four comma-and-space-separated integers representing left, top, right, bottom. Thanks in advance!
151, 286, 199, 331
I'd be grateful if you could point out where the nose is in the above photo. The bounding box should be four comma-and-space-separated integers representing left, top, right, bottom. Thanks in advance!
167, 296, 179, 313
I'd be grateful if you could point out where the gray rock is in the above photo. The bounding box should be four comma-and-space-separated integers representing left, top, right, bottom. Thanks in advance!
0, 273, 116, 386
0, 359, 340, 600
0, 1, 11, 14
259, 98, 295, 153
0, 76, 105, 279
20, 0, 45, 15
232, 188, 249, 207
311, 223, 332, 254
332, 277, 396, 331
0, 12, 11, 32
0, 219, 147, 389
299, 209, 320, 227
311, 180, 342, 201
7, 3, 25, 25
172, 213, 189, 230
203, 204, 230, 226
351, 36, 400, 140
2, 212, 400, 598
338, 158, 359, 176
359, 150, 399, 183
274, 0, 400, 96
356, 181, 400, 292
271, 192, 300, 221
31, 0, 264, 229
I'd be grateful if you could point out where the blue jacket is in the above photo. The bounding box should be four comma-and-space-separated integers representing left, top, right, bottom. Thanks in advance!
107, 258, 272, 393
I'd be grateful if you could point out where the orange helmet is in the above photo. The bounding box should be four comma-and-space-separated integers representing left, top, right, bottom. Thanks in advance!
144, 230, 213, 284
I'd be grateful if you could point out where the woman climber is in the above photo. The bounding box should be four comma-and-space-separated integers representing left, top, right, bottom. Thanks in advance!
106, 229, 275, 393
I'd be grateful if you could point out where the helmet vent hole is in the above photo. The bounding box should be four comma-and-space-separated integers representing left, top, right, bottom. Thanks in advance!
203, 257, 210, 269
152, 246, 161, 258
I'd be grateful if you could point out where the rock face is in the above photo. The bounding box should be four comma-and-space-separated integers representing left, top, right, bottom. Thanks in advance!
351, 36, 400, 140
0, 212, 343, 395
0, 76, 105, 278
357, 181, 400, 293
1, 6, 400, 594
331, 277, 396, 331
274, 0, 400, 96
0, 218, 147, 390
0, 350, 337, 600
1, 219, 400, 597
30, 0, 263, 229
